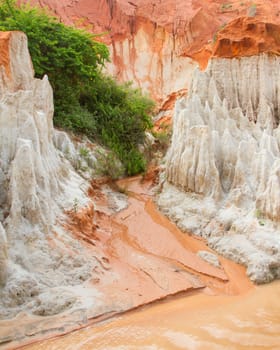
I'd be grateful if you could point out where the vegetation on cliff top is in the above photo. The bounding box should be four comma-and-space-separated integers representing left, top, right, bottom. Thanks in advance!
0, 0, 154, 175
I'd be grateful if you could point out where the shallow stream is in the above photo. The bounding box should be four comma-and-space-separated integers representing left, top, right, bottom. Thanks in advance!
21, 177, 280, 350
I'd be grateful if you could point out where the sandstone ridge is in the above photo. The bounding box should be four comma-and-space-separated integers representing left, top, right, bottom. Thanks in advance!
0, 31, 95, 320
159, 53, 280, 284
191, 17, 280, 69
213, 18, 280, 58
27, 0, 280, 104
1, 31, 238, 348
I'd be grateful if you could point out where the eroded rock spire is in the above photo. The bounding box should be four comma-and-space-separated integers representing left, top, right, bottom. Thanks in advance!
0, 31, 93, 318
159, 54, 280, 283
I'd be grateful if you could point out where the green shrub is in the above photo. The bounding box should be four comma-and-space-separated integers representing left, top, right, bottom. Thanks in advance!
248, 3, 257, 17
0, 0, 108, 102
221, 3, 233, 11
0, 0, 154, 176
94, 149, 125, 180
152, 130, 171, 153
80, 76, 154, 175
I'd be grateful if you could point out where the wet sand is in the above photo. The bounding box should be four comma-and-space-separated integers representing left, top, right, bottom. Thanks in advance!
23, 280, 280, 349
18, 176, 278, 350
5, 175, 279, 350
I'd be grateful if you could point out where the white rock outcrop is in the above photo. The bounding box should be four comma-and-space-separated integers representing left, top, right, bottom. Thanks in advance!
159, 54, 280, 283
0, 222, 7, 286
0, 31, 94, 318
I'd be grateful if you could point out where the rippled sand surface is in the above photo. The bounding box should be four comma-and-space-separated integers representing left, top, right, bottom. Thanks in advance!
23, 280, 280, 350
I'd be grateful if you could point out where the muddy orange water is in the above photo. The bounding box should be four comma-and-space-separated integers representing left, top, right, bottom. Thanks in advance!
23, 281, 280, 350
19, 176, 280, 349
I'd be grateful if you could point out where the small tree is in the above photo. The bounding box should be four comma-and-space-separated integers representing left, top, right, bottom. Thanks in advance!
0, 0, 109, 113
0, 0, 154, 176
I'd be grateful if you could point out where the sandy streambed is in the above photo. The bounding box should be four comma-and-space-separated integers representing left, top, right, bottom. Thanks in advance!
23, 280, 280, 350
1, 176, 257, 349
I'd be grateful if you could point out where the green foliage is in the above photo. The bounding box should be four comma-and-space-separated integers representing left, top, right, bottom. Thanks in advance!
152, 130, 170, 151
0, 0, 154, 176
212, 32, 218, 43
221, 3, 233, 11
72, 198, 79, 213
94, 149, 125, 180
0, 0, 108, 90
79, 147, 91, 159
80, 76, 154, 175
152, 122, 172, 155
255, 208, 265, 226
248, 3, 257, 17
212, 23, 227, 44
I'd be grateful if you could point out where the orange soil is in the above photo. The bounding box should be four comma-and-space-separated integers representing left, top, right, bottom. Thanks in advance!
191, 17, 280, 69
8, 174, 253, 350
0, 32, 12, 77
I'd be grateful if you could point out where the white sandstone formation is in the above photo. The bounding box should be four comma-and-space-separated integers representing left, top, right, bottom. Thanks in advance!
159, 54, 280, 283
0, 31, 94, 318
197, 251, 220, 268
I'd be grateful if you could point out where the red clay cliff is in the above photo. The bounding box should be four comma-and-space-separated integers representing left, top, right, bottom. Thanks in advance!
26, 0, 280, 102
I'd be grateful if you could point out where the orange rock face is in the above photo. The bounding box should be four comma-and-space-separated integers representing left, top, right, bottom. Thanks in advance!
190, 16, 280, 69
26, 0, 280, 101
213, 18, 280, 57
0, 32, 12, 77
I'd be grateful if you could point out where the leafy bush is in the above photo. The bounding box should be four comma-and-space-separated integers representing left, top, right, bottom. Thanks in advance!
220, 3, 233, 11
94, 149, 125, 180
0, 0, 154, 176
80, 76, 154, 174
248, 3, 257, 17
0, 0, 108, 102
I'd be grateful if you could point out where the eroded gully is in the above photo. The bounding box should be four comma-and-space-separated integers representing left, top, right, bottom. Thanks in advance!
22, 176, 280, 350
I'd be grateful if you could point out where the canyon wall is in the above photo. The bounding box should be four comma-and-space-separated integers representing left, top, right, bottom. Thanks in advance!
158, 54, 280, 283
19, 0, 280, 285
27, 0, 280, 106
1, 31, 232, 347
0, 31, 95, 320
